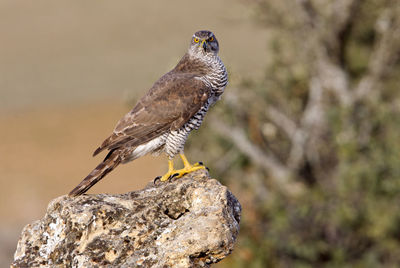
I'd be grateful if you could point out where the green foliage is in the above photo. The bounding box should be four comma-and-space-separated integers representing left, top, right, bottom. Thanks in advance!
188, 0, 400, 266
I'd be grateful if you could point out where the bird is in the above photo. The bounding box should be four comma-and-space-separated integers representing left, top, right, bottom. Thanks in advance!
68, 30, 228, 196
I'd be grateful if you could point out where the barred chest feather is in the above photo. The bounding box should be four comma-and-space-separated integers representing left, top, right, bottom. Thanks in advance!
129, 55, 228, 160
163, 55, 227, 158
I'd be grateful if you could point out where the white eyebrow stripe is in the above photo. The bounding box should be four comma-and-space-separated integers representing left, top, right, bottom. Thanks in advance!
192, 33, 215, 40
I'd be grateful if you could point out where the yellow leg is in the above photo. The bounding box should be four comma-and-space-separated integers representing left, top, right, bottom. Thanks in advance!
179, 153, 205, 171
157, 154, 206, 183
171, 153, 206, 178
158, 160, 175, 182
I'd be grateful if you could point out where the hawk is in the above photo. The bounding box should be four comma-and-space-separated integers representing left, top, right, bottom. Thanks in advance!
69, 30, 228, 196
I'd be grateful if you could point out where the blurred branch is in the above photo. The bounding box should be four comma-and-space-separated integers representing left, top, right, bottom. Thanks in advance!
295, 1, 400, 108
214, 0, 399, 194
287, 75, 326, 169
266, 105, 297, 138
210, 120, 292, 184
294, 0, 364, 107
296, 0, 319, 29
301, 76, 326, 164
317, 56, 351, 106
330, 0, 361, 35
353, 7, 400, 102
214, 148, 240, 175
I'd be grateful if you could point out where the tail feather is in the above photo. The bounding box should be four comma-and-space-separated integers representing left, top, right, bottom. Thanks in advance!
69, 150, 121, 196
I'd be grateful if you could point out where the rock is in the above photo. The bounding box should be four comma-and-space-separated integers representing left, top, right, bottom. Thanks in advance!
12, 170, 241, 267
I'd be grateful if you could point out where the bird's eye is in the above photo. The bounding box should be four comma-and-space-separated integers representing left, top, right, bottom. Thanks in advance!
209, 36, 214, 42
194, 38, 199, 43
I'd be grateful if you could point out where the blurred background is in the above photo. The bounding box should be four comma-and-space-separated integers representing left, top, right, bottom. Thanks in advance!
1, 0, 400, 267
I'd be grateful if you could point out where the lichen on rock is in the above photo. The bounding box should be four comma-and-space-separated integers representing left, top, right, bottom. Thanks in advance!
12, 170, 241, 267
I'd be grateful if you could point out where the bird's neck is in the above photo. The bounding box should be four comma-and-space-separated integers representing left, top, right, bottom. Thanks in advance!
174, 52, 227, 99
173, 52, 220, 75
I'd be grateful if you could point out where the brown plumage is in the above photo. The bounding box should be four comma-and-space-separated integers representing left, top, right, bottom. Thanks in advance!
69, 30, 227, 196
70, 149, 122, 196
93, 73, 210, 156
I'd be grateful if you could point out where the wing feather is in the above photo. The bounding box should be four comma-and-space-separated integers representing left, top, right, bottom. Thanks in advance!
93, 72, 210, 156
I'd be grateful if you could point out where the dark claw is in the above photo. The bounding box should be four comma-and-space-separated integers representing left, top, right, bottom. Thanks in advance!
197, 161, 204, 166
205, 166, 210, 171
170, 173, 180, 179
153, 176, 161, 184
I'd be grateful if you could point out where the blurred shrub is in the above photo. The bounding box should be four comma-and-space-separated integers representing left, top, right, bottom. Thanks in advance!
187, 0, 400, 266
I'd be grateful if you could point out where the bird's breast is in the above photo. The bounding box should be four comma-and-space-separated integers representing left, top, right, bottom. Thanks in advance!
208, 57, 228, 95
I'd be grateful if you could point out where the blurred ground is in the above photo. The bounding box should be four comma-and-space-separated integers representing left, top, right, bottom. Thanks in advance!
0, 0, 269, 266
0, 102, 166, 265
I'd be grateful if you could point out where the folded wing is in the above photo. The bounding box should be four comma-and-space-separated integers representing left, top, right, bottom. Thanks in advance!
93, 73, 210, 156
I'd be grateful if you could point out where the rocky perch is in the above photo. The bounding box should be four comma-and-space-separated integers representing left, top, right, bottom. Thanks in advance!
12, 170, 241, 267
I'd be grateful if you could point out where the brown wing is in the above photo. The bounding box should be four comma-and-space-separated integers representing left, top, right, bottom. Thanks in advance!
93, 72, 210, 156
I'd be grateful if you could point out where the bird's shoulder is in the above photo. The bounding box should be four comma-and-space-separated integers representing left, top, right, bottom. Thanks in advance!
92, 70, 211, 156
122, 70, 210, 123
144, 70, 208, 100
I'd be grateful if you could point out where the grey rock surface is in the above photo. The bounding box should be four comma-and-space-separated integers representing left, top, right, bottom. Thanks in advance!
12, 170, 241, 267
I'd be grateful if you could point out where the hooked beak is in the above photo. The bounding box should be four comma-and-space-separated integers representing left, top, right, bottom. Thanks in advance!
200, 40, 207, 51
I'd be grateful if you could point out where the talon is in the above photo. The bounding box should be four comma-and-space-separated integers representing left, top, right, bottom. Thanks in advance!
205, 167, 210, 171
153, 176, 161, 184
171, 173, 180, 179
158, 155, 207, 184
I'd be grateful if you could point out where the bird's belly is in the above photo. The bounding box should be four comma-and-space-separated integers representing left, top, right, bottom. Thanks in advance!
126, 103, 211, 161
124, 135, 167, 163
164, 106, 208, 158
164, 129, 190, 159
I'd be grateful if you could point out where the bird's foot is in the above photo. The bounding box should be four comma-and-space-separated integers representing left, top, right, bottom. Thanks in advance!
153, 155, 209, 185
194, 161, 210, 171
154, 162, 207, 184
169, 163, 207, 180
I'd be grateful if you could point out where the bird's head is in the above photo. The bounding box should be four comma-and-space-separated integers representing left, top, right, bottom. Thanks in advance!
189, 30, 219, 57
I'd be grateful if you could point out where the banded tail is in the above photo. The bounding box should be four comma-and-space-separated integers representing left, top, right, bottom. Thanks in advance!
69, 149, 121, 196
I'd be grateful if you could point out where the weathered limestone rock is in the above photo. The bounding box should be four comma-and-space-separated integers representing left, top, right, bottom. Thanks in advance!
12, 170, 241, 267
